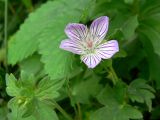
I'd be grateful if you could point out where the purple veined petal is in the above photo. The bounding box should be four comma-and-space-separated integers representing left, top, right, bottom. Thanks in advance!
65, 23, 88, 42
81, 54, 101, 68
96, 40, 119, 59
90, 16, 109, 44
60, 39, 83, 55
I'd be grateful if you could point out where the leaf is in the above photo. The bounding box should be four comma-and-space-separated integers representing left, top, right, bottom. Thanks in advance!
6, 73, 63, 101
8, 0, 91, 80
90, 105, 142, 120
32, 101, 58, 120
20, 54, 44, 76
6, 73, 60, 120
124, 0, 134, 4
6, 74, 20, 97
35, 77, 64, 100
128, 79, 155, 111
121, 15, 139, 40
38, 0, 91, 79
71, 74, 102, 104
0, 105, 8, 120
139, 34, 160, 89
7, 98, 35, 120
97, 81, 127, 107
91, 81, 143, 120
7, 98, 58, 120
140, 24, 160, 56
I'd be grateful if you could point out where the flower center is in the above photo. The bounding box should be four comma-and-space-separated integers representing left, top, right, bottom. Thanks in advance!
87, 40, 93, 48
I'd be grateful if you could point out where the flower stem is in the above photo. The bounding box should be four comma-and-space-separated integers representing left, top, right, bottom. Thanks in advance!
4, 0, 8, 72
76, 102, 82, 120
66, 78, 82, 120
66, 78, 78, 115
110, 66, 119, 85
52, 101, 73, 120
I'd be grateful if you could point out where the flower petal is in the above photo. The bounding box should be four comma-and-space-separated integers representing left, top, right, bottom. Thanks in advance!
81, 54, 101, 68
60, 39, 83, 55
96, 40, 119, 59
65, 23, 88, 42
90, 16, 109, 44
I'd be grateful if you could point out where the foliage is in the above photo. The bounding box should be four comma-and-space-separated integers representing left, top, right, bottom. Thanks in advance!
6, 72, 62, 120
0, 0, 159, 120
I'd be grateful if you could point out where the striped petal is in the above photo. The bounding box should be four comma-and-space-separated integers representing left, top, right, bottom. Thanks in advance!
65, 23, 88, 42
81, 54, 101, 68
96, 40, 119, 59
90, 16, 109, 44
60, 39, 83, 55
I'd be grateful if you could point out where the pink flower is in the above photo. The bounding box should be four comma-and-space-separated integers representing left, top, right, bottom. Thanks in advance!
60, 16, 119, 68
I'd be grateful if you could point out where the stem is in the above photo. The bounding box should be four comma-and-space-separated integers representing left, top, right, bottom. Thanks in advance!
66, 78, 78, 116
110, 66, 119, 85
77, 102, 82, 120
52, 100, 73, 120
4, 0, 8, 72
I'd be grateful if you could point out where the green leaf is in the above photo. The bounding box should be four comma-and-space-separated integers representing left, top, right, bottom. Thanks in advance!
6, 73, 63, 101
8, 0, 91, 80
22, 0, 33, 11
113, 49, 127, 58
121, 15, 139, 40
6, 74, 20, 97
90, 105, 142, 120
139, 34, 160, 89
6, 73, 61, 120
7, 98, 35, 120
91, 81, 143, 120
7, 98, 58, 120
124, 0, 134, 4
139, 23, 160, 56
20, 54, 44, 76
0, 105, 8, 120
128, 79, 155, 111
35, 77, 64, 100
97, 81, 127, 107
38, 0, 91, 79
32, 101, 58, 120
71, 74, 102, 104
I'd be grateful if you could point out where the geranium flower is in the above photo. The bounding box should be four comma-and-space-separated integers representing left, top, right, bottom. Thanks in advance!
60, 16, 119, 68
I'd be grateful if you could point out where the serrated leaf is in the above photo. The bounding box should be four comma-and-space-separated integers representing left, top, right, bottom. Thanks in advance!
7, 98, 35, 120
6, 73, 60, 120
6, 74, 20, 97
7, 98, 58, 120
38, 0, 91, 79
8, 0, 91, 80
71, 74, 102, 104
7, 73, 63, 100
90, 104, 142, 120
35, 77, 64, 100
32, 101, 59, 120
92, 81, 143, 120
97, 81, 127, 107
128, 79, 155, 111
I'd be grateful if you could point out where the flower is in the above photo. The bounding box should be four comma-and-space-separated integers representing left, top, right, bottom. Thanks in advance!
60, 16, 119, 68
